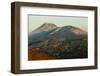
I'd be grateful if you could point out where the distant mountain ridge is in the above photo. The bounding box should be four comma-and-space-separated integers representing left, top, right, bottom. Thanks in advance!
28, 22, 88, 60
28, 22, 87, 45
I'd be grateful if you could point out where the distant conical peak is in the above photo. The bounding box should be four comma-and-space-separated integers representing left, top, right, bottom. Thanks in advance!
32, 22, 58, 33
43, 22, 56, 25
41, 22, 57, 28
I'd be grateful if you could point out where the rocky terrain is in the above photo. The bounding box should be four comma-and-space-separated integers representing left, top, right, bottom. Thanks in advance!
28, 22, 88, 60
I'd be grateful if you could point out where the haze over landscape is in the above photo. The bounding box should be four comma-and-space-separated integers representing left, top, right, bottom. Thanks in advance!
28, 15, 88, 33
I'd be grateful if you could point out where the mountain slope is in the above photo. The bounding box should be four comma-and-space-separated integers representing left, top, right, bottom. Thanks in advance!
28, 22, 58, 45
31, 22, 57, 34
29, 23, 87, 45
28, 23, 88, 60
47, 25, 87, 41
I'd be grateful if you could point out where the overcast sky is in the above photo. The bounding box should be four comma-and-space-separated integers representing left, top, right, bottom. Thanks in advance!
28, 15, 88, 33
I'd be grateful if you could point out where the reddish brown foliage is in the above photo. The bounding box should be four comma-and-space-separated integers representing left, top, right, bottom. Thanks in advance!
28, 48, 55, 60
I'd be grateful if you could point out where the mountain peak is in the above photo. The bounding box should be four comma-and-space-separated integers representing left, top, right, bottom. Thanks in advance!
62, 25, 77, 29
60, 25, 87, 35
32, 22, 57, 34
41, 22, 57, 28
29, 24, 87, 45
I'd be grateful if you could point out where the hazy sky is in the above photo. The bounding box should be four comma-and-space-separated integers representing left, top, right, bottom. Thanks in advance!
28, 15, 88, 33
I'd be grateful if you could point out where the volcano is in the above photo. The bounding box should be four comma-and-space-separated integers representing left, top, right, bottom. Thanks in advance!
28, 23, 88, 60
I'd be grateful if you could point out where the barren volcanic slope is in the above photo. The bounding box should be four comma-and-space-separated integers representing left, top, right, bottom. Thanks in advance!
28, 23, 88, 60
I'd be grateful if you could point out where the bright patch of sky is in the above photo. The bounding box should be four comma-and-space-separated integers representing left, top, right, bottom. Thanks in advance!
28, 15, 88, 33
